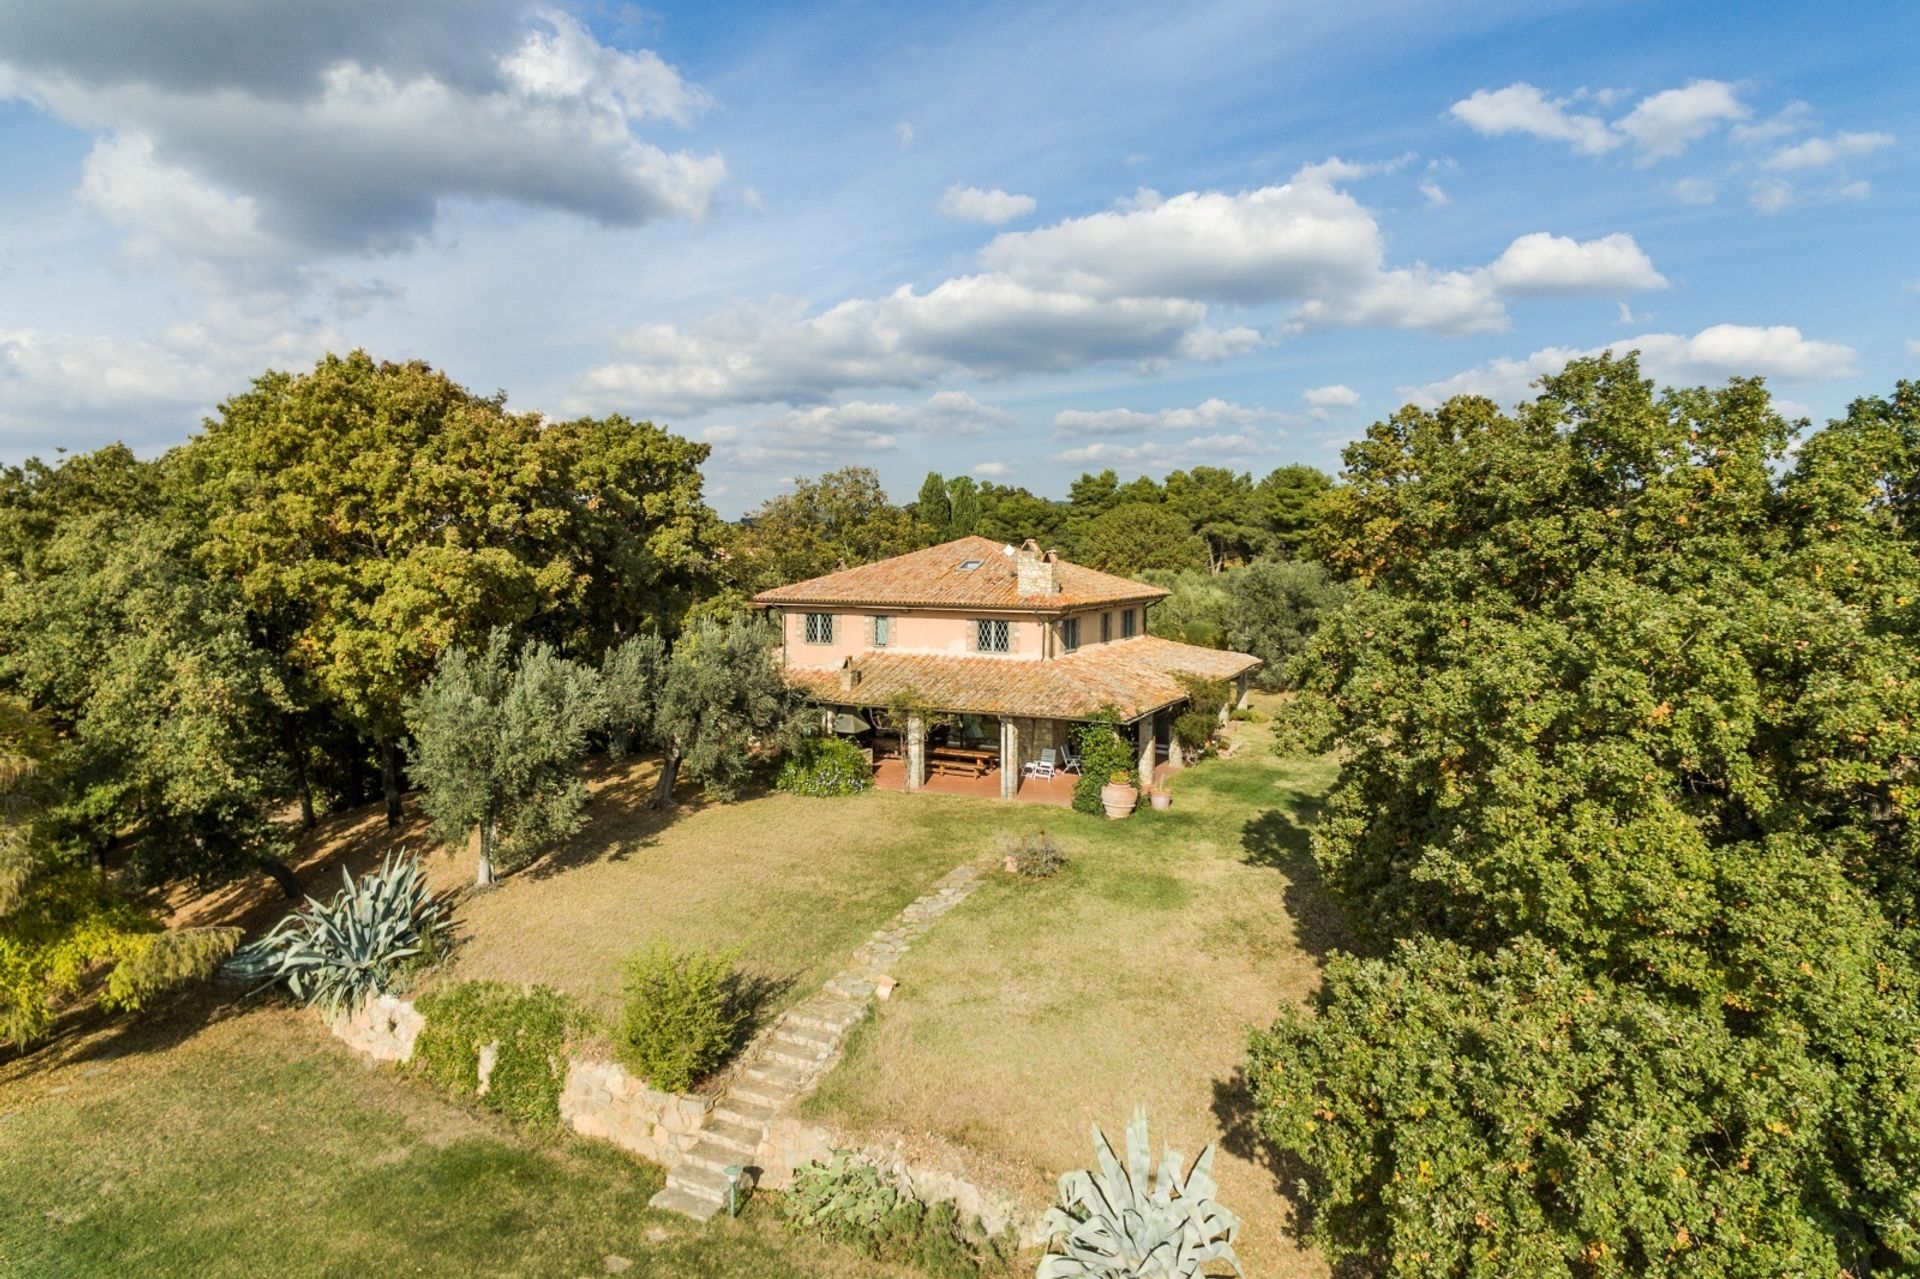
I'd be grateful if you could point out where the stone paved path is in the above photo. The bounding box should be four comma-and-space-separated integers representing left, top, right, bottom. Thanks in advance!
649, 863, 985, 1219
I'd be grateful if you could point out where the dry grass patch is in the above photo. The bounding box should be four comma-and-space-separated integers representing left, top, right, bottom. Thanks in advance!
798, 710, 1341, 1278
0, 995, 926, 1279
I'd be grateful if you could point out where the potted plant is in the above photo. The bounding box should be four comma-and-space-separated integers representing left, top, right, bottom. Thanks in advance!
1149, 787, 1172, 811
1101, 769, 1138, 819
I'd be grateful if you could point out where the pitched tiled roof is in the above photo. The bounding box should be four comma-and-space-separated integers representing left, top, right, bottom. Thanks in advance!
784, 635, 1261, 721
752, 536, 1166, 612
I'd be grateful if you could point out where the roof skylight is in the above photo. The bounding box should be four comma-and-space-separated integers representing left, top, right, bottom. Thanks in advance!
957, 558, 984, 571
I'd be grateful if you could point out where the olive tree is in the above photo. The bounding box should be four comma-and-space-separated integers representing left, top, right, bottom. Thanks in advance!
405, 632, 607, 886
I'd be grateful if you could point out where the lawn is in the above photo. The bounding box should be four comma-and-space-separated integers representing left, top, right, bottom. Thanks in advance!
13, 700, 1340, 1277
796, 709, 1342, 1278
0, 997, 920, 1279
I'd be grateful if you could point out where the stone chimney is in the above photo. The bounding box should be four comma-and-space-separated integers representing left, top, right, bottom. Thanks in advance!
1015, 538, 1059, 596
839, 657, 862, 692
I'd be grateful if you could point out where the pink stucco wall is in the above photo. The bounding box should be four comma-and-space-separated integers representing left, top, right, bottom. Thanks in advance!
776, 604, 1146, 669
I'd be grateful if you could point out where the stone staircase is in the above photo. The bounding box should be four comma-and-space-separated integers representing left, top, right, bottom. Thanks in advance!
649, 864, 984, 1219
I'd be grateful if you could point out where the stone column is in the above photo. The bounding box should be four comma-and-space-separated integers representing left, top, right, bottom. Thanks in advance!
906, 713, 926, 792
1136, 716, 1154, 791
1218, 695, 1232, 727
999, 717, 1018, 800
1168, 735, 1185, 770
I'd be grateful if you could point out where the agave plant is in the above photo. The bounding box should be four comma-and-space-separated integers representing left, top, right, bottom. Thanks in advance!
1037, 1107, 1241, 1279
226, 850, 448, 1018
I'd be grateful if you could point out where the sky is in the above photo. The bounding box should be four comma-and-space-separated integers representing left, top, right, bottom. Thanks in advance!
1, 1, 1914, 515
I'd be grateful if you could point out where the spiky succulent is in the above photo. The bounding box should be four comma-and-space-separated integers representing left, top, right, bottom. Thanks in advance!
227, 850, 448, 1018
1037, 1107, 1242, 1279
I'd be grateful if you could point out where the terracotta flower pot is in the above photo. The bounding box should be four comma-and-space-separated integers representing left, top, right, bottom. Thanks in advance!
1149, 790, 1172, 811
1101, 781, 1139, 819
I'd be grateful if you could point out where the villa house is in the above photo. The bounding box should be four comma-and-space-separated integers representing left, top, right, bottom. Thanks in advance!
751, 536, 1261, 803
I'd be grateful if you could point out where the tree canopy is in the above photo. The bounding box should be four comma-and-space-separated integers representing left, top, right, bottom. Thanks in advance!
1251, 357, 1920, 1276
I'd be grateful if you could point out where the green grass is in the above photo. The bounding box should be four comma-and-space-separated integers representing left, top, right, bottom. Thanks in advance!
795, 710, 1342, 1278
437, 757, 1003, 1025
0, 1002, 920, 1279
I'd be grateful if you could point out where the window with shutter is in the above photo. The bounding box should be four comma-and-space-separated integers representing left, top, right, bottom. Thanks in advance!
873, 615, 889, 647
804, 613, 834, 644
1061, 617, 1080, 652
1121, 609, 1136, 638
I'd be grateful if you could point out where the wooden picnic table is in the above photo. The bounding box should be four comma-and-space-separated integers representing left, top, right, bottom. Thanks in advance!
927, 744, 997, 778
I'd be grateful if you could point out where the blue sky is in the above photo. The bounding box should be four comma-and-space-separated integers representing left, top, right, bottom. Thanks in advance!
1, 0, 1913, 514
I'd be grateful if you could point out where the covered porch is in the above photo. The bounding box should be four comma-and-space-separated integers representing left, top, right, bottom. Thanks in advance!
869, 752, 1179, 806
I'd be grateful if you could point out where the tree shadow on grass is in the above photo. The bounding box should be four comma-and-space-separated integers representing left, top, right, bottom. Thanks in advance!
1213, 1067, 1377, 1279
1240, 805, 1352, 964
0, 977, 275, 1083
521, 752, 717, 881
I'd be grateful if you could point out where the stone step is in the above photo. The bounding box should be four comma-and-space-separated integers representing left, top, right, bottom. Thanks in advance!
743, 1060, 810, 1090
729, 1076, 798, 1109
678, 1141, 754, 1177
771, 1021, 838, 1051
700, 1118, 763, 1157
712, 1096, 779, 1129
649, 1186, 724, 1220
666, 1163, 729, 1203
783, 1001, 863, 1036
765, 1037, 832, 1071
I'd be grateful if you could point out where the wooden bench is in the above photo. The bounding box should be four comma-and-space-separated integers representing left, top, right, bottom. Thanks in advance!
927, 746, 995, 778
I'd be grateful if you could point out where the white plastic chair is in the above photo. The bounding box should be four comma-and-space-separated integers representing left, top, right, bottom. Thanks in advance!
1022, 748, 1057, 779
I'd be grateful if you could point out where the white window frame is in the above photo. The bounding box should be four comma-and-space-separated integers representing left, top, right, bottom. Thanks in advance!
975, 618, 1010, 653
804, 612, 834, 644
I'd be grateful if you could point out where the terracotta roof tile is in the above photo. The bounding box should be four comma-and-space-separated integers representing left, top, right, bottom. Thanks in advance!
752, 536, 1166, 611
784, 635, 1260, 721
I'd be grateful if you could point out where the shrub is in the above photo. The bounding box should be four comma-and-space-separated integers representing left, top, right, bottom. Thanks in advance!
996, 832, 1065, 878
776, 736, 872, 797
785, 1151, 1014, 1279
615, 941, 747, 1091
413, 980, 584, 1127
1171, 710, 1215, 754
1037, 1107, 1240, 1279
1070, 713, 1136, 816
231, 850, 447, 1017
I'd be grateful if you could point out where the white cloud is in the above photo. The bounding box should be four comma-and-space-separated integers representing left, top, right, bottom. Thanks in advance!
1671, 177, 1718, 205
1479, 231, 1668, 297
700, 392, 1015, 468
575, 162, 1580, 412
1049, 430, 1267, 468
1906, 340, 1920, 358
896, 121, 915, 146
1452, 79, 1748, 163
1765, 131, 1895, 171
980, 163, 1504, 333
1450, 83, 1619, 156
1750, 178, 1795, 214
1052, 398, 1283, 438
1302, 384, 1360, 408
1614, 80, 1748, 161
972, 461, 1011, 478
1404, 323, 1858, 406
938, 184, 1037, 224
1418, 179, 1450, 207
570, 281, 1218, 415
1, 8, 722, 256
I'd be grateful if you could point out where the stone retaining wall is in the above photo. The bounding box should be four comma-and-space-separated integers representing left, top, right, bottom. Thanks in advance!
328, 994, 1036, 1242
560, 1058, 711, 1168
